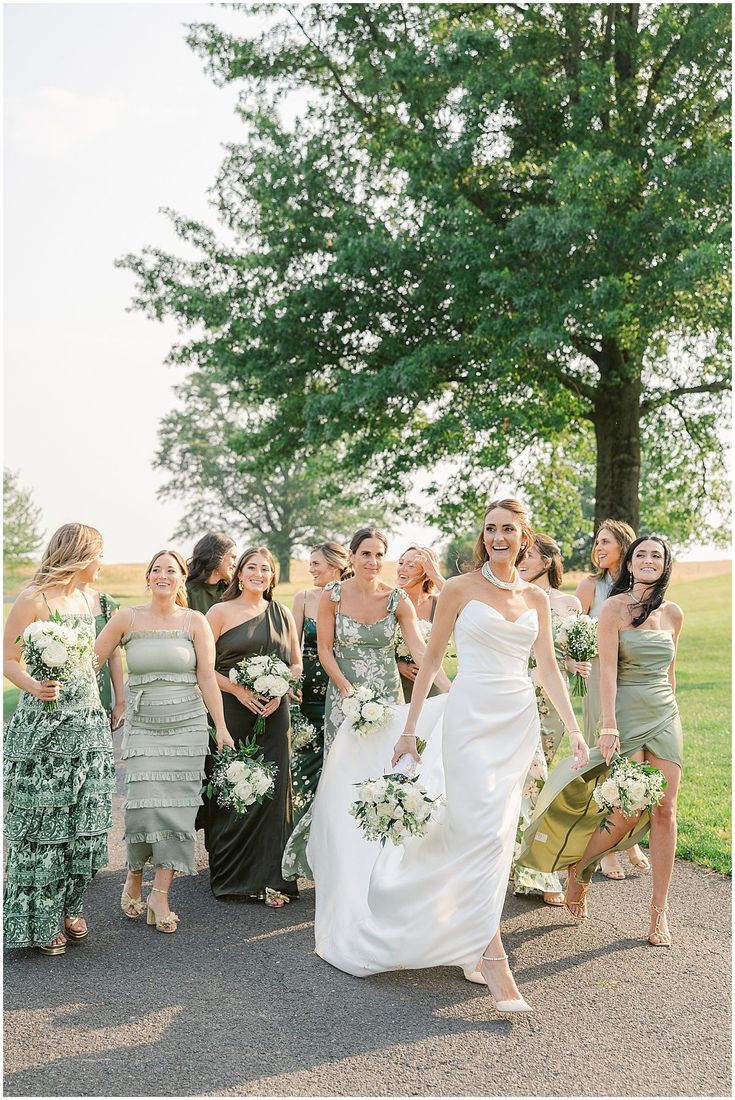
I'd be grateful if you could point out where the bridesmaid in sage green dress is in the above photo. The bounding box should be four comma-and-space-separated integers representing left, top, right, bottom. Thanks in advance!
518, 536, 683, 947
576, 518, 648, 879
282, 527, 450, 881
96, 550, 234, 933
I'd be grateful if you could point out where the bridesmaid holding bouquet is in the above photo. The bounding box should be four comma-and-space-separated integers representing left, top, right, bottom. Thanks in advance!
202, 547, 302, 906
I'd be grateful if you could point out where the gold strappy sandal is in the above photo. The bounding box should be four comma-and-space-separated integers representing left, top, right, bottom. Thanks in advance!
264, 887, 290, 908
121, 870, 147, 918
648, 901, 671, 947
64, 916, 88, 940
564, 863, 590, 921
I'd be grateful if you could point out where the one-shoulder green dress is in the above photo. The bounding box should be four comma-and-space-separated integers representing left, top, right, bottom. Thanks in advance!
517, 629, 682, 883
121, 609, 209, 876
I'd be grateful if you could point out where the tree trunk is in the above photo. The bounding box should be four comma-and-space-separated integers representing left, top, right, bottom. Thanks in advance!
277, 549, 291, 584
592, 342, 641, 533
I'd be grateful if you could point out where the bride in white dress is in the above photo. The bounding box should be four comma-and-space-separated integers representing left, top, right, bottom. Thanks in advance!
307, 499, 590, 1014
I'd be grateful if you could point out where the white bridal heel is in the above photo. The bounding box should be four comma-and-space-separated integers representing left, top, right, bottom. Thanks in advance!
477, 953, 534, 1015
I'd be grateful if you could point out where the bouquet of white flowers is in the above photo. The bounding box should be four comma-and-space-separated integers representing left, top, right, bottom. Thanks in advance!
350, 764, 439, 847
19, 612, 95, 712
592, 754, 667, 833
206, 738, 277, 815
395, 619, 432, 663
554, 612, 598, 697
289, 706, 318, 752
228, 652, 299, 734
342, 685, 394, 736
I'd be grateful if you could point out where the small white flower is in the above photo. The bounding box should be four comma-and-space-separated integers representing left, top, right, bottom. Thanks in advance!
228, 668, 239, 682
225, 760, 247, 782
599, 778, 620, 804
253, 675, 271, 694
267, 676, 289, 698
354, 686, 372, 702
625, 778, 647, 805
23, 621, 49, 644
361, 701, 383, 722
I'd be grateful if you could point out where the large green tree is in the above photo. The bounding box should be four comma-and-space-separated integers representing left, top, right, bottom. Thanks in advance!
3, 468, 44, 567
156, 371, 395, 580
121, 3, 730, 539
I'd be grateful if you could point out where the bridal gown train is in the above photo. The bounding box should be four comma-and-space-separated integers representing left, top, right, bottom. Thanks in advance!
308, 599, 540, 979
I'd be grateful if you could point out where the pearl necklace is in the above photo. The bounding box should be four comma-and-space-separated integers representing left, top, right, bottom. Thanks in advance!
481, 561, 521, 591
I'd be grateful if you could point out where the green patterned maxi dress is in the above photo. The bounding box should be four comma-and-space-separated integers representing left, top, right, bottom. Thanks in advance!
3, 613, 115, 949
282, 582, 406, 880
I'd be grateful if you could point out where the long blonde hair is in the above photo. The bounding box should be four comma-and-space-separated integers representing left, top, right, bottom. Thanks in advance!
591, 518, 636, 580
31, 523, 103, 593
145, 549, 189, 608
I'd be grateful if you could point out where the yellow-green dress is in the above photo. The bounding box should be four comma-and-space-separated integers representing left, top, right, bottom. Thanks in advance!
517, 629, 682, 883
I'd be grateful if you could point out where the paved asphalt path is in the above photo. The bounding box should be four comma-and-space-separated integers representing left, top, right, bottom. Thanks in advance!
4, 736, 731, 1098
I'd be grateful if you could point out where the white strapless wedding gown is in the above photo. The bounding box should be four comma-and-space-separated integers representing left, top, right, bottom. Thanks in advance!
307, 599, 540, 978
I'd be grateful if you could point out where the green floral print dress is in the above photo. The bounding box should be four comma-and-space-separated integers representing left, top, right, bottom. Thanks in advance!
3, 612, 115, 949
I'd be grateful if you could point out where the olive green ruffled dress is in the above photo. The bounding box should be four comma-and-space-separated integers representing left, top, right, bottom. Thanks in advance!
121, 610, 209, 876
517, 629, 682, 883
3, 613, 115, 949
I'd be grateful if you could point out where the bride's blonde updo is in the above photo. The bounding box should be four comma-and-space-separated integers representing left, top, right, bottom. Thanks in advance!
31, 522, 103, 593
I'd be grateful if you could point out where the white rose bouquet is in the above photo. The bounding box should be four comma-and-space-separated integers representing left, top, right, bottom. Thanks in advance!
228, 652, 299, 734
395, 619, 433, 663
206, 737, 277, 815
592, 754, 667, 833
18, 612, 95, 712
341, 685, 393, 736
350, 763, 439, 847
554, 612, 598, 697
289, 706, 318, 752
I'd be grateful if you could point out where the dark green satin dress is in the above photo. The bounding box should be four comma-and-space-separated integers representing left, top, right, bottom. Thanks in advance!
94, 592, 119, 715
291, 616, 327, 822
518, 629, 683, 883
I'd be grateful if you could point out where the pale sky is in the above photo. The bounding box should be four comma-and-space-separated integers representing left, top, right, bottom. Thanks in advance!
3, 2, 727, 564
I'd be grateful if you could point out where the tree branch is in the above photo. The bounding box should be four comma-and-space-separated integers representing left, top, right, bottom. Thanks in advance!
285, 6, 374, 124
641, 380, 730, 415
555, 368, 597, 405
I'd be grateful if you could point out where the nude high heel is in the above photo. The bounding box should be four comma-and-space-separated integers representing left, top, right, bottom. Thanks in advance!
480, 953, 533, 1015
146, 887, 180, 933
648, 901, 671, 947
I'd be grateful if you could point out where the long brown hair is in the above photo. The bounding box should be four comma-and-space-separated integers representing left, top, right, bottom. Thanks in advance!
533, 533, 563, 589
187, 531, 236, 586
222, 547, 277, 602
31, 523, 103, 593
146, 549, 189, 608
472, 499, 534, 569
349, 527, 388, 554
592, 518, 636, 580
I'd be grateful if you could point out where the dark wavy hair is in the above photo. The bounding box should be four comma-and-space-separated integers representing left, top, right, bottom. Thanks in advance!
609, 535, 673, 627
187, 531, 236, 587
222, 546, 277, 602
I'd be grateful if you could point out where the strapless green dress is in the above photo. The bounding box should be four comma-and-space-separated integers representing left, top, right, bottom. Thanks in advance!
517, 629, 683, 882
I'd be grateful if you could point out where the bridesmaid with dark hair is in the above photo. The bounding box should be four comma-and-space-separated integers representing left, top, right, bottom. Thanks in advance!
185, 531, 238, 615
290, 541, 351, 821
202, 547, 302, 906
519, 537, 683, 947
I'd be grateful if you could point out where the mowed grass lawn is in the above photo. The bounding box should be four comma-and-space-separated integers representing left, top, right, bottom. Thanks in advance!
3, 565, 731, 873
